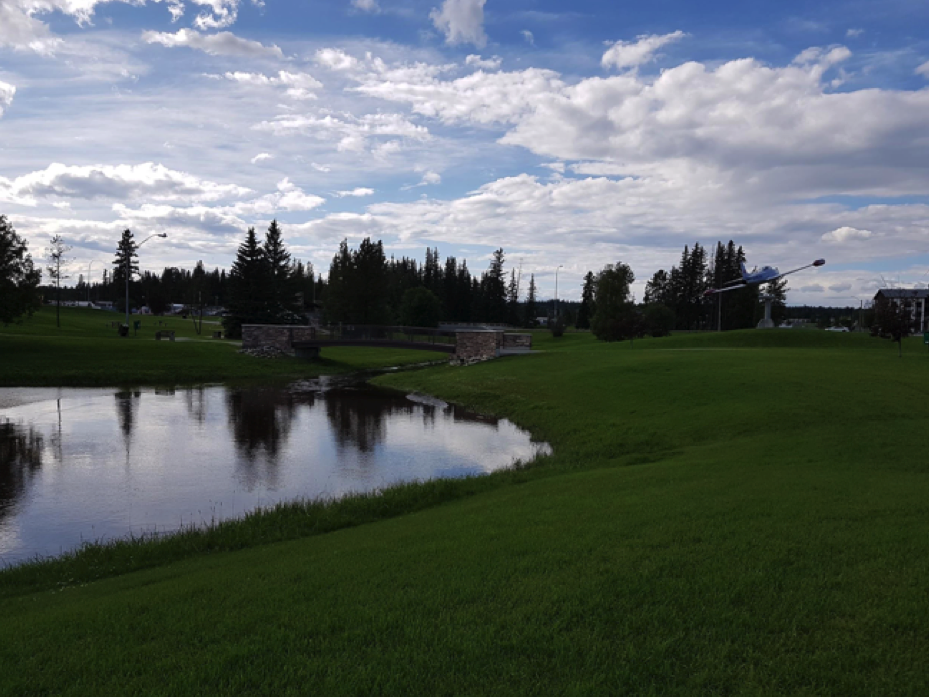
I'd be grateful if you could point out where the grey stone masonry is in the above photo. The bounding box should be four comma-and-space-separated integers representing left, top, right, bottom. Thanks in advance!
503, 333, 532, 349
242, 325, 317, 354
454, 331, 499, 361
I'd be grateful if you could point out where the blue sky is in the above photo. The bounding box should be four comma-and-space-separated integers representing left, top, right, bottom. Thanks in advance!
1, 0, 928, 303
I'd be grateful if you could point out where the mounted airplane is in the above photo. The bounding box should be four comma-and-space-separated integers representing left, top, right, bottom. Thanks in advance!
704, 258, 826, 296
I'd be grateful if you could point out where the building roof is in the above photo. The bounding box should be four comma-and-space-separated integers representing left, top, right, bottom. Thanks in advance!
875, 289, 929, 299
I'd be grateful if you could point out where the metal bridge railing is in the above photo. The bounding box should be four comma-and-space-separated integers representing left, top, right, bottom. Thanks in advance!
306, 324, 458, 347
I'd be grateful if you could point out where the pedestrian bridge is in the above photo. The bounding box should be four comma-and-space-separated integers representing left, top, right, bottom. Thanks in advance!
241, 323, 532, 362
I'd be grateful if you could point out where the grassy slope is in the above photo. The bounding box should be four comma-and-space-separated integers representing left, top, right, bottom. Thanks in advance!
0, 307, 442, 386
2, 330, 929, 694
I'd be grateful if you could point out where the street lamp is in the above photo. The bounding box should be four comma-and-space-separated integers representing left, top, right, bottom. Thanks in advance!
125, 233, 167, 331
554, 265, 564, 320
828, 295, 865, 331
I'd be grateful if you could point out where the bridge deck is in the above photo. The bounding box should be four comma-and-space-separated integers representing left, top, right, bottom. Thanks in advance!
291, 339, 456, 353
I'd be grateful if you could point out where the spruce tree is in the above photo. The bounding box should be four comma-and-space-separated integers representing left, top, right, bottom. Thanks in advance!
224, 227, 269, 338
481, 248, 507, 323
263, 219, 300, 322
524, 274, 538, 327
577, 271, 597, 329
351, 237, 389, 324
324, 240, 353, 323
112, 229, 139, 311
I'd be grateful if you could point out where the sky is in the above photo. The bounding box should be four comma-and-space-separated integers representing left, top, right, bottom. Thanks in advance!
1, 0, 928, 304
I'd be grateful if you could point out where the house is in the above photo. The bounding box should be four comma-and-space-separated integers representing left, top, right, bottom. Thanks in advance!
873, 289, 929, 333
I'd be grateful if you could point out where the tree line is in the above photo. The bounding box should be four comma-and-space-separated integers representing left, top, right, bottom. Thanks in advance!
1, 213, 831, 342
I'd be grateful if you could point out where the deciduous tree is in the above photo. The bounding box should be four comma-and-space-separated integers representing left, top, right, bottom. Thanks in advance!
0, 216, 41, 325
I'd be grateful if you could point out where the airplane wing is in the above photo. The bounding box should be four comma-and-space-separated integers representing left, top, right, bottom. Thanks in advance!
774, 259, 826, 280
704, 283, 748, 296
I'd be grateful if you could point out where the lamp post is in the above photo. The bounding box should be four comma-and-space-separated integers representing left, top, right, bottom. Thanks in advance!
554, 265, 563, 320
829, 295, 864, 331
125, 233, 167, 331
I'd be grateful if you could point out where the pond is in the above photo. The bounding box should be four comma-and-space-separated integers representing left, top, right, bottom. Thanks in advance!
0, 380, 550, 566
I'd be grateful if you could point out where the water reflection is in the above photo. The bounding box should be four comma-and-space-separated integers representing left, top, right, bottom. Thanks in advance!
115, 390, 142, 447
0, 383, 550, 565
227, 388, 297, 460
0, 420, 44, 524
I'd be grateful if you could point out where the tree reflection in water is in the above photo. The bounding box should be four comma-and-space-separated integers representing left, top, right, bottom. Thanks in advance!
114, 390, 142, 448
226, 388, 299, 489
325, 387, 418, 454
0, 420, 44, 524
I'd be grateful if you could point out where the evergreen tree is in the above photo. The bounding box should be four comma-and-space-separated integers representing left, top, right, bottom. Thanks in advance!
523, 274, 538, 327
399, 287, 442, 327
45, 234, 71, 328
263, 220, 300, 322
763, 276, 789, 327
577, 271, 597, 329
0, 215, 41, 325
506, 268, 521, 326
112, 229, 139, 311
223, 227, 269, 338
481, 248, 507, 323
324, 240, 353, 323
351, 238, 389, 324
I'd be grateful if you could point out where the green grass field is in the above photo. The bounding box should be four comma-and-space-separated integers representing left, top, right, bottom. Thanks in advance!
2, 326, 929, 694
0, 306, 443, 386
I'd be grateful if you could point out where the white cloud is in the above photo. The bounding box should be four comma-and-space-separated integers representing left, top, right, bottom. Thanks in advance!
1, 163, 251, 206
521, 30, 534, 46
402, 170, 442, 189
792, 45, 851, 69
142, 29, 283, 58
822, 226, 873, 243
465, 54, 501, 70
0, 81, 15, 117
0, 1, 243, 52
601, 31, 686, 71
250, 153, 273, 163
917, 61, 929, 78
253, 111, 431, 151
222, 70, 322, 98
846, 28, 864, 38
351, 0, 379, 12
335, 187, 375, 197
314, 47, 359, 71
430, 0, 487, 48
829, 283, 852, 292
190, 0, 240, 29
311, 162, 331, 172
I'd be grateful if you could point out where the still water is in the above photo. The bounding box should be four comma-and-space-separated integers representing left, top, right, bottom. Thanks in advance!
0, 380, 550, 566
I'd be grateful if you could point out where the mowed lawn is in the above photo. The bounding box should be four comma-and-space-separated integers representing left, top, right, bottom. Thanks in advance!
3, 329, 929, 694
0, 307, 443, 386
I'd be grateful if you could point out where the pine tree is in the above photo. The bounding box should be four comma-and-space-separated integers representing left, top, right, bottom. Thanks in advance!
324, 239, 353, 323
481, 248, 507, 323
223, 227, 269, 338
577, 271, 596, 330
112, 229, 138, 311
506, 268, 520, 325
263, 220, 300, 322
524, 274, 538, 327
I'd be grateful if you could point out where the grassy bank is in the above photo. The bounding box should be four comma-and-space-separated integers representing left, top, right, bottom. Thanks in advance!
0, 307, 442, 386
2, 329, 929, 694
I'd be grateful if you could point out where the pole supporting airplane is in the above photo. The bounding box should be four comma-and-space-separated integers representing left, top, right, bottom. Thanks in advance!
704, 258, 826, 296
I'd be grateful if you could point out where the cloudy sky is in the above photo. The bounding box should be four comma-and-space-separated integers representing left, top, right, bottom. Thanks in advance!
1, 0, 928, 303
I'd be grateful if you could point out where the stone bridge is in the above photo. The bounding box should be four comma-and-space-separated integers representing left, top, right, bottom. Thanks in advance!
241, 324, 532, 363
